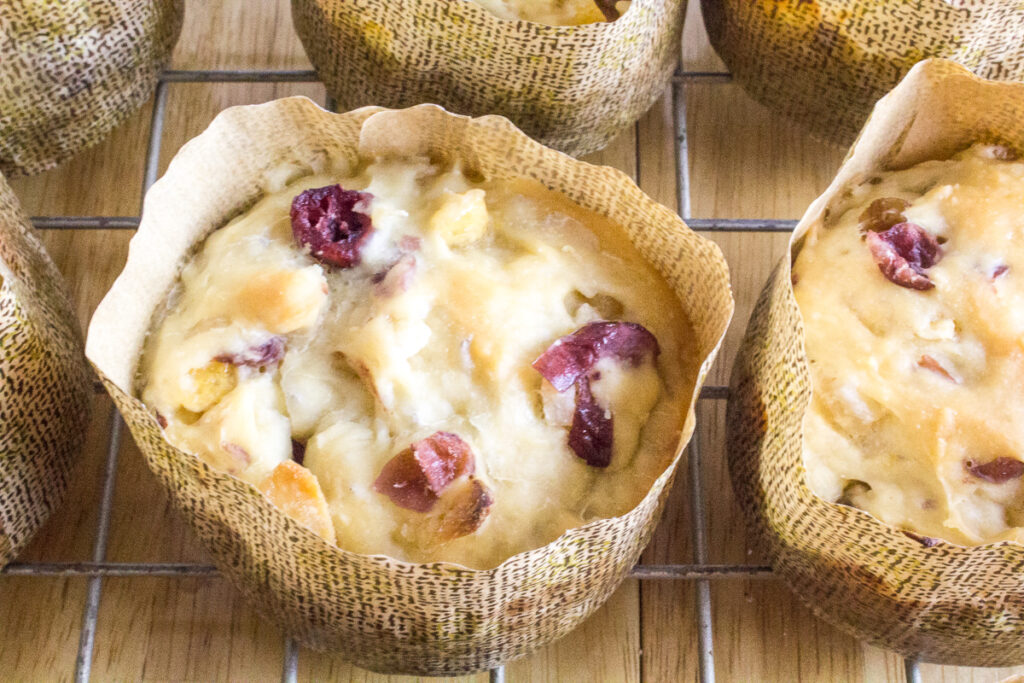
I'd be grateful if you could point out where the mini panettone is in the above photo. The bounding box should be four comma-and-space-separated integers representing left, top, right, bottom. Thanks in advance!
0, 0, 183, 175
0, 173, 91, 566
728, 60, 1024, 666
87, 100, 733, 674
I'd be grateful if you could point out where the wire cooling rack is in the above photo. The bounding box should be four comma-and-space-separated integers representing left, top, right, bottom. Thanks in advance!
4, 67, 925, 683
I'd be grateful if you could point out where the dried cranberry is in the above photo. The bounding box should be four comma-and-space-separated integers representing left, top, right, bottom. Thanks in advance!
534, 321, 659, 468
290, 185, 373, 269
215, 337, 285, 369
568, 375, 615, 468
858, 197, 910, 234
993, 264, 1010, 280
865, 222, 943, 290
373, 432, 476, 512
965, 457, 1024, 484
532, 321, 660, 393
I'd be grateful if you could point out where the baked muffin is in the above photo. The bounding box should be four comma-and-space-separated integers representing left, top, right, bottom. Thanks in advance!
793, 143, 1024, 546
470, 0, 629, 24
140, 156, 693, 569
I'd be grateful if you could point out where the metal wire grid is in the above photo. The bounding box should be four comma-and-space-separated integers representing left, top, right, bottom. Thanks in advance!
1, 66, 925, 683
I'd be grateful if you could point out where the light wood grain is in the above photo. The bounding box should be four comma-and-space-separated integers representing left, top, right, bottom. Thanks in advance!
2, 0, 1023, 680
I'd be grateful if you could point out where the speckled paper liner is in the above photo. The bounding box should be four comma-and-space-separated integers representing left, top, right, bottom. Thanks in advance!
727, 60, 1024, 666
0, 0, 184, 176
702, 0, 1024, 145
0, 174, 92, 567
291, 0, 685, 157
86, 100, 733, 674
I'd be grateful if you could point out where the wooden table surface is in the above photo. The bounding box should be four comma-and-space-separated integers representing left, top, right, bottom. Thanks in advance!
3, 1, 1023, 681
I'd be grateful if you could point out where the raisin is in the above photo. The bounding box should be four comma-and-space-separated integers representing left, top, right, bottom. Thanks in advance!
858, 197, 910, 234
865, 222, 943, 290
291, 439, 306, 466
290, 185, 373, 269
965, 457, 1024, 484
373, 432, 476, 512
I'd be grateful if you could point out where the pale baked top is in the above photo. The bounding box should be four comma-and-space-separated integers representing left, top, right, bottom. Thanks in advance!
141, 157, 691, 568
795, 144, 1024, 546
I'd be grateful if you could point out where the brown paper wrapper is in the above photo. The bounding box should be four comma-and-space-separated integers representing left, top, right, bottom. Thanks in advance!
291, 0, 685, 157
86, 99, 733, 674
702, 0, 1024, 145
727, 60, 1024, 666
0, 0, 184, 176
0, 174, 92, 567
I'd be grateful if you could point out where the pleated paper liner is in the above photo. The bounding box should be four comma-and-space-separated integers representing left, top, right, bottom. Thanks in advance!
0, 0, 184, 176
0, 173, 92, 566
85, 100, 733, 674
702, 0, 1024, 146
291, 0, 685, 158
727, 60, 1024, 666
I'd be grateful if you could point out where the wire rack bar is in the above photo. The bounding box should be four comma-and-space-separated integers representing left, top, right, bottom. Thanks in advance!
12, 66, 931, 680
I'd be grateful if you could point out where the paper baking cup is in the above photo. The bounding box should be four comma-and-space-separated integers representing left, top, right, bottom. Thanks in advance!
702, 0, 1024, 145
0, 0, 184, 176
0, 174, 92, 566
727, 60, 1024, 666
86, 99, 732, 674
291, 0, 685, 157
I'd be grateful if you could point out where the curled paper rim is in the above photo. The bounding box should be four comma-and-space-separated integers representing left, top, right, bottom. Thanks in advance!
727, 59, 1024, 665
291, 0, 687, 157
86, 100, 733, 672
0, 0, 184, 176
0, 173, 92, 566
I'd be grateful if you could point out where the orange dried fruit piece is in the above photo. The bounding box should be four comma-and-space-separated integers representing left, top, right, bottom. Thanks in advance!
259, 461, 336, 543
184, 360, 237, 413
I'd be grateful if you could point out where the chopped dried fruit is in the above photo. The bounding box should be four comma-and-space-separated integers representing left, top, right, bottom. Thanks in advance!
291, 439, 306, 466
532, 321, 660, 393
865, 222, 943, 290
533, 321, 659, 468
373, 431, 476, 512
290, 184, 373, 268
966, 457, 1024, 484
993, 264, 1010, 280
372, 253, 417, 297
215, 337, 285, 369
918, 355, 957, 383
568, 375, 614, 468
433, 477, 494, 542
185, 360, 237, 412
858, 197, 910, 234
594, 0, 621, 21
259, 461, 336, 542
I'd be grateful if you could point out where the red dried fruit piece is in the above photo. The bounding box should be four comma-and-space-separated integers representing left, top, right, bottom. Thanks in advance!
291, 439, 306, 466
993, 264, 1010, 280
290, 185, 373, 269
594, 0, 621, 21
858, 197, 910, 234
965, 457, 1024, 484
568, 375, 614, 468
532, 321, 660, 393
215, 336, 285, 368
918, 355, 957, 383
373, 431, 476, 512
865, 222, 943, 291
371, 253, 417, 297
